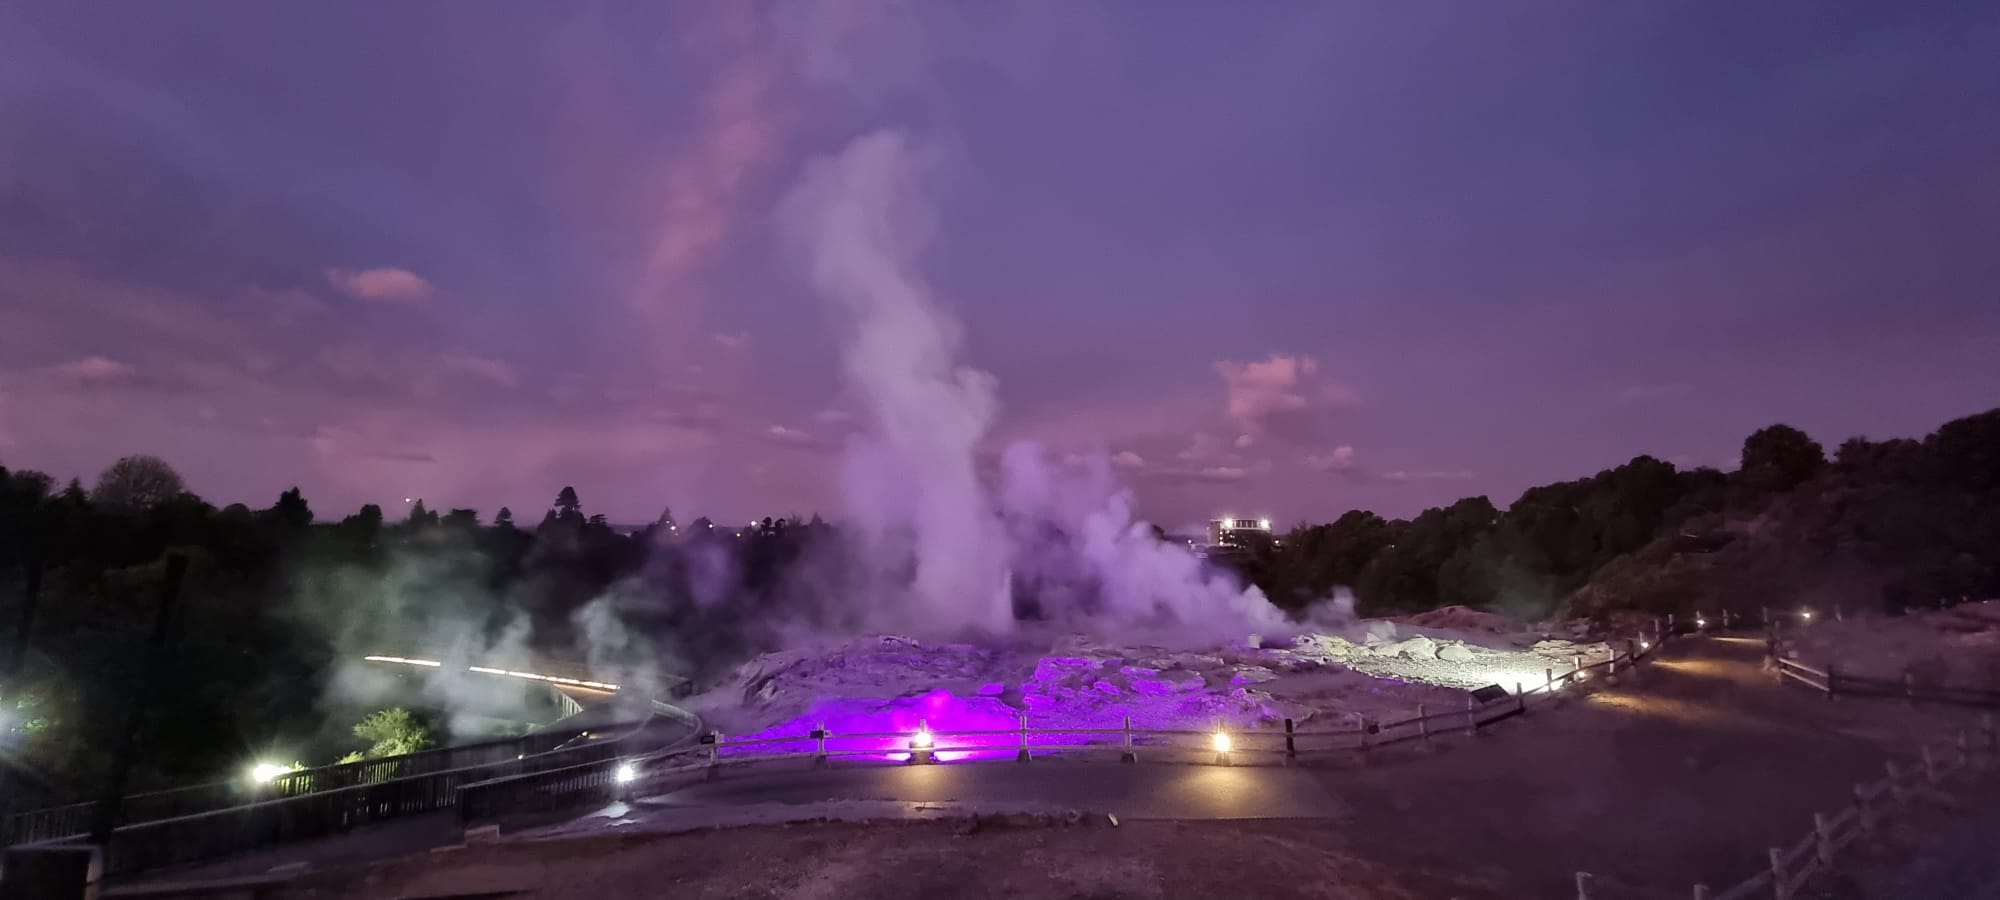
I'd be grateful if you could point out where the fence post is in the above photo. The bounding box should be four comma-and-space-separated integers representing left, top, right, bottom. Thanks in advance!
1017, 713, 1030, 763
1546, 667, 1554, 694
1120, 715, 1137, 764
1284, 717, 1296, 763
1852, 784, 1872, 837
1813, 812, 1833, 867
1721, 609, 1731, 629
1826, 663, 1838, 700
1768, 848, 1788, 900
1464, 694, 1477, 736
1574, 871, 1593, 900
1762, 605, 1769, 626
814, 721, 828, 768
1417, 704, 1429, 744
1902, 670, 1916, 706
1516, 683, 1526, 714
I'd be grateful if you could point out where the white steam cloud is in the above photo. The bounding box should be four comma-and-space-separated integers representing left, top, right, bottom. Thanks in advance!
781, 129, 1290, 642
782, 130, 1013, 635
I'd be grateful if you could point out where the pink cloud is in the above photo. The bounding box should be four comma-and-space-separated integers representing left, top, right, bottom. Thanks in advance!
436, 350, 519, 389
762, 423, 823, 447
51, 355, 138, 383
1306, 445, 1357, 472
325, 267, 433, 304
1381, 469, 1475, 482
1110, 450, 1146, 471
1177, 432, 1230, 464
712, 331, 752, 351
1213, 352, 1358, 444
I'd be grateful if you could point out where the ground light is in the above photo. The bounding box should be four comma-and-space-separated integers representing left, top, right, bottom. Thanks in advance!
907, 720, 937, 764
1641, 640, 1651, 650
1802, 609, 1815, 621
1211, 730, 1232, 753
614, 761, 637, 785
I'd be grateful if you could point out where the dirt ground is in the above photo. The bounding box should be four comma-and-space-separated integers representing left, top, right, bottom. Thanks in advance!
269, 817, 1488, 900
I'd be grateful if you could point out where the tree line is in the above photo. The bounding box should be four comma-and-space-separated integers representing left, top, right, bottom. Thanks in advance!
1232, 409, 2000, 622
3, 405, 1996, 805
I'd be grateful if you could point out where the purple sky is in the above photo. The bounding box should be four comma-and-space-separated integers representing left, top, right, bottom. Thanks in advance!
2, 2, 1997, 529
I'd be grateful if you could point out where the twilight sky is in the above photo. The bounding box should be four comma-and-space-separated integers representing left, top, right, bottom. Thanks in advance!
2, 1, 1997, 529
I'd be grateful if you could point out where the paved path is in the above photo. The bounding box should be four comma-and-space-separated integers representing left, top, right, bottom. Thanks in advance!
641, 759, 1348, 820
1316, 635, 1987, 897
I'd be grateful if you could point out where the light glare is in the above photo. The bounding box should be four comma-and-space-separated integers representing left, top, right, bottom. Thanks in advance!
614, 762, 637, 784
1212, 731, 1232, 753
249, 762, 295, 784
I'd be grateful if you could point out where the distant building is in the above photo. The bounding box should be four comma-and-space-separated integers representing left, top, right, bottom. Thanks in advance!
1206, 516, 1273, 556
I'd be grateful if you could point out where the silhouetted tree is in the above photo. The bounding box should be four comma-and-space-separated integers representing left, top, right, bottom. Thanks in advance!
494, 506, 515, 528
1739, 424, 1825, 496
90, 455, 185, 513
269, 487, 313, 531
405, 499, 437, 528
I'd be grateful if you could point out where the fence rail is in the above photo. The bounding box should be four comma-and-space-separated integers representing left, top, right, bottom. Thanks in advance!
0, 721, 626, 847
81, 710, 692, 878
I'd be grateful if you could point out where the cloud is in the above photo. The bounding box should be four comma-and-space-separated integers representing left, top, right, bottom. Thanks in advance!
1177, 432, 1230, 464
325, 267, 433, 304
1616, 383, 1694, 404
317, 345, 521, 399
1234, 433, 1254, 450
1213, 352, 1357, 442
1380, 469, 1476, 482
1142, 459, 1269, 485
712, 331, 751, 351
1305, 445, 1357, 472
310, 426, 438, 465
436, 350, 519, 389
655, 406, 724, 432
50, 355, 138, 383
1110, 450, 1146, 471
762, 423, 828, 449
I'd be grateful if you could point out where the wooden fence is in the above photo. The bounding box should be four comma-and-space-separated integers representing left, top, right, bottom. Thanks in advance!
1774, 650, 2000, 709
